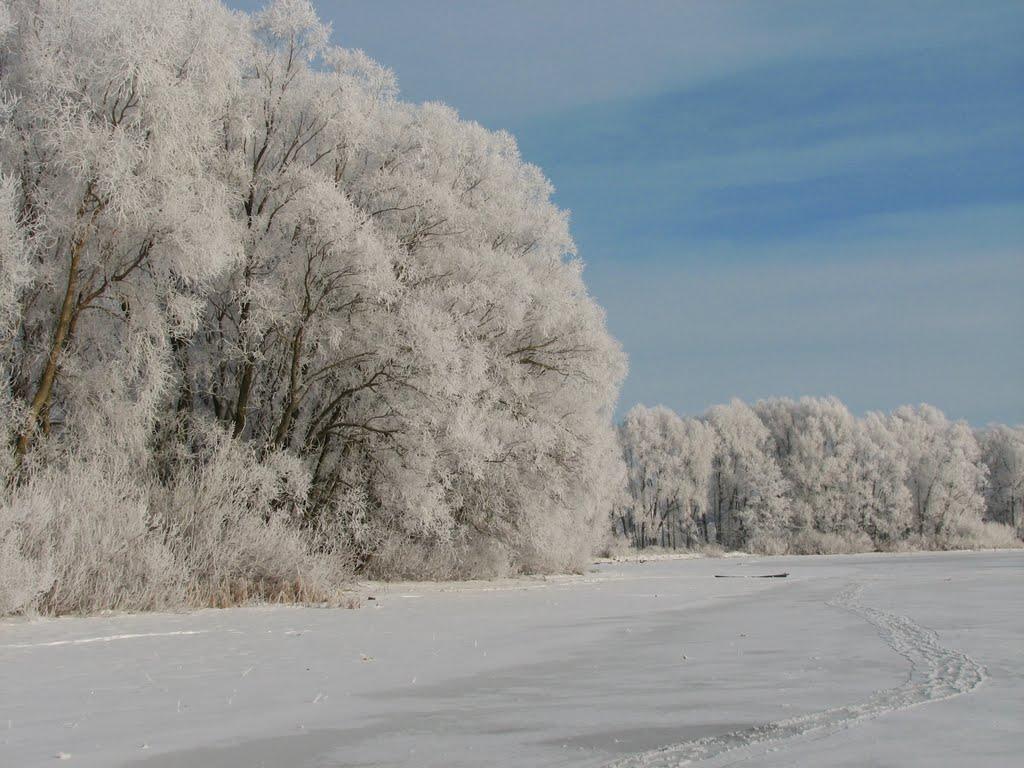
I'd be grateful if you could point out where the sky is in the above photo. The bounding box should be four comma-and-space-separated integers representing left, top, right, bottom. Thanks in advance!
231, 1, 1024, 425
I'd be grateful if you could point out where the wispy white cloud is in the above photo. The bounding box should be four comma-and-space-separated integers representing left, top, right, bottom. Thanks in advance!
589, 205, 1023, 424
231, 1, 1023, 125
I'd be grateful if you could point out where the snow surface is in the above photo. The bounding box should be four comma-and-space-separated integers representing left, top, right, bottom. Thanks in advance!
1, 551, 1020, 767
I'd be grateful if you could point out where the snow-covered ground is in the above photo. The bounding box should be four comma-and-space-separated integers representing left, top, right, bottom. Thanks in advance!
1, 551, 1020, 767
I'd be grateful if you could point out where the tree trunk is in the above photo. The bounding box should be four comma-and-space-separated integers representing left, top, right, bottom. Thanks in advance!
15, 233, 89, 459
232, 359, 255, 438
272, 326, 304, 446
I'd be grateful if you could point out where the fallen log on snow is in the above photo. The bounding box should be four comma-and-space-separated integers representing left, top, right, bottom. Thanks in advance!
714, 573, 789, 579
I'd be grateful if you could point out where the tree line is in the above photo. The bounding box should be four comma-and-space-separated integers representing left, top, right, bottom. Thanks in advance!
616, 398, 1023, 554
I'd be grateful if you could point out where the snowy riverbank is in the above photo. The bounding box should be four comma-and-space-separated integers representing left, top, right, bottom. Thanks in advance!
2, 551, 1021, 767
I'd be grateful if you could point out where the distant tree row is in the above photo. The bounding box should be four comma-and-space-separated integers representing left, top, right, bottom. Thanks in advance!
0, 0, 624, 614
617, 399, 1022, 554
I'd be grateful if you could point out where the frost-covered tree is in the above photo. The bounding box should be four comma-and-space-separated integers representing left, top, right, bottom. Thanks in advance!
754, 397, 862, 535
753, 397, 913, 548
618, 405, 715, 549
887, 405, 987, 542
0, 173, 32, 481
2, 0, 242, 460
978, 425, 1024, 535
679, 416, 717, 546
705, 400, 790, 549
172, 0, 626, 574
852, 412, 913, 544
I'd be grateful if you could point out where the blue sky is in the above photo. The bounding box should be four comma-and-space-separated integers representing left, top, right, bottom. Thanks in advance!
232, 1, 1023, 425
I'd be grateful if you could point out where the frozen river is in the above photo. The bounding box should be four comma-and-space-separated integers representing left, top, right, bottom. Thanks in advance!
2, 551, 1021, 767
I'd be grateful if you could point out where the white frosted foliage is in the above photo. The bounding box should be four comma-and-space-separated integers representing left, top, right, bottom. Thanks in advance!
0, 0, 625, 614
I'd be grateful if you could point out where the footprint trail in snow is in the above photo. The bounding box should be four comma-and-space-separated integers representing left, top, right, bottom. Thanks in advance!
604, 583, 987, 767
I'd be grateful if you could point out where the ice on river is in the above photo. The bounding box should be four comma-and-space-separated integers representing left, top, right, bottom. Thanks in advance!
1, 551, 1021, 767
